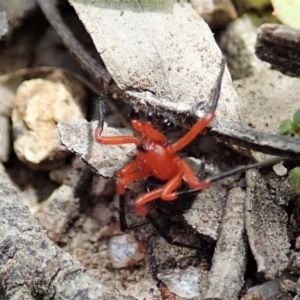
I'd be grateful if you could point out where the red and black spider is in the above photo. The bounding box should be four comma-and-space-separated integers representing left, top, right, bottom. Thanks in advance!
95, 57, 283, 249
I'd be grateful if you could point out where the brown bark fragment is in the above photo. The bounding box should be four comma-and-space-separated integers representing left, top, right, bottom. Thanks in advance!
0, 162, 133, 299
255, 24, 300, 77
205, 187, 247, 300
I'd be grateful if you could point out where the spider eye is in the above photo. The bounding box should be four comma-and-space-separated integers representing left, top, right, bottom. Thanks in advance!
146, 109, 156, 122
130, 107, 139, 120
162, 117, 174, 130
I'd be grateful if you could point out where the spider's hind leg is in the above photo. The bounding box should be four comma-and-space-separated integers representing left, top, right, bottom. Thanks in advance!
145, 212, 201, 250
119, 193, 149, 231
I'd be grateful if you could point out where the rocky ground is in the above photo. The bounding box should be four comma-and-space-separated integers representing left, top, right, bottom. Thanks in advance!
0, 1, 300, 299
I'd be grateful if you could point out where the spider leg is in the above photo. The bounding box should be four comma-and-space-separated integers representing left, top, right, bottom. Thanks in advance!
95, 92, 140, 144
117, 167, 150, 195
117, 160, 149, 230
119, 193, 149, 230
117, 168, 151, 231
169, 57, 226, 154
131, 188, 162, 217
208, 157, 287, 182
144, 122, 168, 143
130, 120, 167, 144
169, 114, 216, 154
130, 119, 145, 134
134, 173, 202, 250
95, 119, 139, 144
130, 104, 167, 143
176, 156, 288, 199
95, 134, 140, 145
180, 159, 211, 189
95, 117, 140, 144
160, 171, 184, 200
117, 159, 141, 177
134, 171, 183, 216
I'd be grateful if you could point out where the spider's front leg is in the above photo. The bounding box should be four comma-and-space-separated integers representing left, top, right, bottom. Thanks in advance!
95, 94, 140, 145
180, 159, 211, 190
117, 163, 151, 231
169, 57, 226, 154
129, 107, 167, 144
95, 123, 140, 145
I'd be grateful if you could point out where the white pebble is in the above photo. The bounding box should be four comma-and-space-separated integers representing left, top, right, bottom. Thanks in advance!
157, 266, 200, 298
273, 161, 288, 176
108, 233, 145, 268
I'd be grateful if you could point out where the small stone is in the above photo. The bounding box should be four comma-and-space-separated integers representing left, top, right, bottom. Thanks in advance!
36, 185, 80, 242
157, 266, 200, 299
108, 233, 145, 268
191, 0, 237, 30
12, 72, 86, 170
247, 279, 281, 299
295, 236, 300, 250
220, 15, 268, 80
201, 215, 209, 222
273, 161, 288, 176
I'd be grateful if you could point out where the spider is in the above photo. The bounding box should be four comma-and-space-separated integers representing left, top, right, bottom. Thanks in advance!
95, 57, 284, 249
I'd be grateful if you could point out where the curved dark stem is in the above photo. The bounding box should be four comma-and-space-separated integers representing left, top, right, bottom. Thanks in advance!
97, 93, 107, 133
210, 56, 226, 112
36, 0, 111, 84
194, 56, 226, 114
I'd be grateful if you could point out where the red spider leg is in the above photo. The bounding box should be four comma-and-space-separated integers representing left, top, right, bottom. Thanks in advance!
175, 156, 288, 199
169, 57, 226, 154
134, 175, 202, 250
117, 159, 141, 177
95, 134, 140, 145
130, 119, 167, 143
117, 168, 151, 231
134, 188, 163, 216
133, 159, 210, 215
180, 159, 211, 189
135, 171, 183, 215
144, 122, 168, 143
169, 114, 215, 153
160, 171, 184, 200
95, 94, 140, 145
130, 119, 145, 133
117, 168, 151, 195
